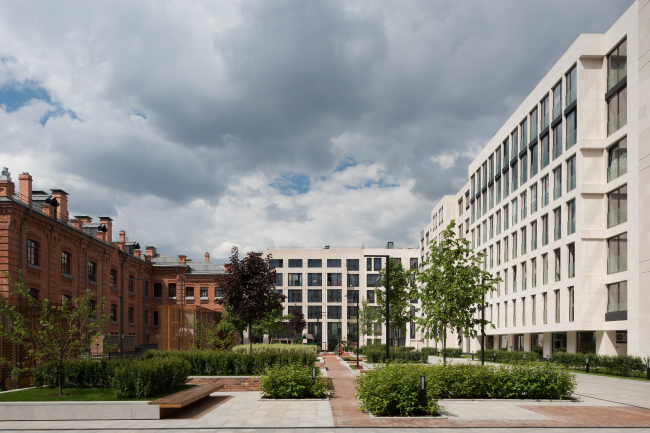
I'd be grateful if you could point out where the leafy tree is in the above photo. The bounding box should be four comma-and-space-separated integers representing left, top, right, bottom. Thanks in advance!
221, 247, 284, 355
287, 307, 306, 339
193, 317, 237, 351
414, 220, 500, 365
376, 259, 415, 351
358, 298, 380, 346
0, 272, 110, 396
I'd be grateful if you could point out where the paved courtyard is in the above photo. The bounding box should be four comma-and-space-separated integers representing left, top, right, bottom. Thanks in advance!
0, 355, 648, 431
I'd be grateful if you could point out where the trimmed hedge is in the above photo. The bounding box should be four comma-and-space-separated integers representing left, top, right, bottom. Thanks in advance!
355, 363, 576, 416
363, 348, 428, 363
232, 344, 318, 356
551, 352, 647, 377
35, 358, 117, 389
477, 350, 539, 363
113, 358, 190, 399
145, 349, 316, 375
419, 347, 463, 358
259, 364, 328, 399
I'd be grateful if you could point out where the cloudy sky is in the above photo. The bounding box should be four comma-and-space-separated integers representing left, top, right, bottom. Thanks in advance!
0, 0, 634, 263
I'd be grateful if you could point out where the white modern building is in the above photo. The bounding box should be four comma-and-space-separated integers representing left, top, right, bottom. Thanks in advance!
264, 245, 419, 350
421, 0, 649, 358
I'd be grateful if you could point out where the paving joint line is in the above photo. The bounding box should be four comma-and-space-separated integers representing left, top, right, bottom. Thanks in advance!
573, 393, 650, 411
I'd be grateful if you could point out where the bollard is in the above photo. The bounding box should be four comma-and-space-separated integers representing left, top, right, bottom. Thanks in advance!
523, 353, 526, 360
493, 352, 497, 363
420, 375, 426, 408
586, 357, 589, 374
647, 360, 650, 381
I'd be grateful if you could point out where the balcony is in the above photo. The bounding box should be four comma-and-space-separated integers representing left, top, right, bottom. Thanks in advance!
521, 242, 527, 255
607, 206, 628, 228
567, 86, 577, 106
555, 225, 562, 241
607, 63, 627, 92
605, 303, 627, 322
566, 130, 577, 150
607, 110, 627, 136
542, 152, 549, 169
541, 114, 549, 130
532, 236, 537, 250
554, 184, 562, 200
607, 254, 627, 274
607, 157, 628, 182
553, 143, 562, 160
553, 104, 562, 120
567, 219, 576, 235
568, 262, 575, 278
567, 174, 576, 192
542, 232, 548, 246
530, 162, 538, 177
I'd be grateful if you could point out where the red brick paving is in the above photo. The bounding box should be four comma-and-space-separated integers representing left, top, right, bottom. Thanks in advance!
323, 356, 650, 428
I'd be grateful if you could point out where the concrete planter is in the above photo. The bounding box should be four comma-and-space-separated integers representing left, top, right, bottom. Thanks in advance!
0, 401, 160, 420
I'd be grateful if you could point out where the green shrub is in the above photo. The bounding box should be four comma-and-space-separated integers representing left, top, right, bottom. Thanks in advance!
355, 363, 576, 416
259, 364, 328, 399
420, 348, 438, 356
145, 349, 316, 375
477, 350, 539, 364
232, 344, 318, 356
113, 358, 190, 399
551, 352, 646, 377
34, 358, 119, 389
440, 348, 463, 358
363, 347, 428, 363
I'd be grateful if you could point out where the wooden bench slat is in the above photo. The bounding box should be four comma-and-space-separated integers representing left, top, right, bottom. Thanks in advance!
149, 383, 224, 408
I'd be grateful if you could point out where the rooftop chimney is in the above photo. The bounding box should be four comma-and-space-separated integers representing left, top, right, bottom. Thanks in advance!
18, 173, 32, 205
178, 255, 187, 264
0, 167, 15, 199
99, 216, 113, 243
50, 188, 69, 221
134, 249, 141, 259
145, 246, 157, 257
119, 230, 126, 243
205, 252, 210, 262
75, 215, 92, 224
71, 218, 83, 230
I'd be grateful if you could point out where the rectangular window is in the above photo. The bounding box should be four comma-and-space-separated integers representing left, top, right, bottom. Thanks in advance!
308, 289, 322, 302
541, 135, 550, 169
531, 184, 538, 214
128, 275, 134, 293
168, 283, 176, 299
504, 169, 510, 199
554, 207, 562, 241
531, 220, 538, 250
288, 273, 303, 286
503, 139, 510, 165
274, 273, 283, 286
568, 243, 575, 278
307, 273, 322, 286
327, 306, 342, 320
530, 144, 538, 177
347, 274, 359, 287
269, 259, 283, 268
607, 281, 627, 314
186, 287, 194, 299
367, 290, 375, 303
607, 87, 627, 135
153, 311, 159, 327
504, 204, 509, 230
567, 200, 576, 235
520, 153, 527, 185
27, 240, 38, 266
521, 191, 527, 220
607, 38, 627, 91
532, 295, 536, 325
608, 184, 628, 228
327, 289, 342, 302
200, 287, 208, 299
308, 306, 322, 319
543, 292, 548, 324
327, 273, 342, 286
607, 232, 628, 274
347, 290, 359, 304
366, 258, 372, 271
513, 127, 519, 155
541, 94, 550, 130
110, 269, 117, 288
215, 287, 223, 299
530, 108, 538, 138
553, 167, 562, 200
308, 259, 322, 268
607, 138, 627, 182
410, 258, 418, 270
553, 123, 563, 159
566, 156, 576, 193
543, 254, 549, 285
512, 198, 518, 225
566, 110, 577, 149
532, 258, 537, 288
554, 249, 561, 282
347, 259, 359, 271
61, 252, 71, 275
553, 83, 562, 120
555, 290, 561, 323
288, 259, 303, 268
374, 258, 382, 271
327, 259, 341, 268
367, 274, 381, 287
566, 65, 577, 106
288, 289, 303, 303
128, 307, 134, 325
110, 304, 117, 322
154, 283, 162, 298
512, 160, 518, 191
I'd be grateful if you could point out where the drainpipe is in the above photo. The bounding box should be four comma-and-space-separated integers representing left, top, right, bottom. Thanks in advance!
19, 209, 32, 273
120, 254, 127, 355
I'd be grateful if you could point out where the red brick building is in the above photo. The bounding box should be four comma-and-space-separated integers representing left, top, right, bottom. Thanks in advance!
0, 168, 226, 353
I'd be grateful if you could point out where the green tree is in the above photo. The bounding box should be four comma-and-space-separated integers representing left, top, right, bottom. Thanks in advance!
414, 220, 499, 365
358, 298, 380, 346
376, 259, 415, 351
0, 272, 111, 396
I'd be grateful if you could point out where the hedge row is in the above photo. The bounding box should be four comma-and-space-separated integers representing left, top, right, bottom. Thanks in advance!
355, 363, 576, 416
551, 352, 648, 377
259, 364, 328, 399
420, 347, 463, 358
145, 350, 317, 375
476, 350, 539, 363
363, 348, 428, 363
232, 343, 318, 356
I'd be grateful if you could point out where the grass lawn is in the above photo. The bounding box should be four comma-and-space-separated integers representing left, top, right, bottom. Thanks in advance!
0, 385, 195, 402
569, 370, 648, 382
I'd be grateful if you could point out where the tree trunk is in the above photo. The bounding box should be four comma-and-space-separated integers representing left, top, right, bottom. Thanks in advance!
58, 368, 63, 396
442, 326, 447, 366
248, 323, 253, 355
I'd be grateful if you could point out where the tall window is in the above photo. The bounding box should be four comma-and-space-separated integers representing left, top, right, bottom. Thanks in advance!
214, 287, 223, 299
541, 95, 550, 130
568, 243, 575, 278
608, 184, 628, 228
520, 119, 527, 149
532, 258, 537, 288
553, 167, 562, 200
552, 123, 563, 160
200, 287, 209, 299
27, 240, 38, 266
274, 273, 283, 286
110, 269, 118, 288
542, 214, 549, 246
154, 283, 162, 298
168, 283, 176, 299
61, 252, 71, 275
504, 205, 509, 230
512, 198, 518, 225
569, 287, 574, 322
307, 273, 322, 286
512, 128, 519, 155
532, 295, 537, 325
367, 290, 375, 303
531, 220, 537, 250
566, 110, 577, 149
186, 287, 194, 299
607, 87, 627, 135
543, 292, 548, 324
88, 261, 97, 283
607, 138, 627, 182
347, 259, 359, 271
541, 135, 550, 169
555, 290, 561, 323
530, 143, 538, 177
530, 108, 538, 138
554, 249, 561, 282
552, 83, 562, 120
110, 304, 117, 322
327, 273, 342, 286
607, 233, 627, 274
607, 38, 627, 91
504, 168, 510, 199
347, 274, 359, 287
128, 275, 134, 293
541, 175, 549, 207
521, 191, 527, 220
531, 184, 538, 213
567, 156, 576, 192
607, 281, 627, 315
512, 161, 518, 190
566, 65, 577, 106
542, 254, 549, 285
128, 307, 134, 325
567, 200, 576, 235
554, 207, 562, 241
308, 289, 322, 302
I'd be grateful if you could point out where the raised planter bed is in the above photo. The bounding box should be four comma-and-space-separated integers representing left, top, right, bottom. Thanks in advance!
0, 401, 160, 420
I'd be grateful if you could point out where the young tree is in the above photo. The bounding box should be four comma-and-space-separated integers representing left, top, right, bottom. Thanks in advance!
287, 307, 306, 340
193, 317, 237, 351
414, 220, 499, 365
0, 272, 110, 396
357, 298, 379, 346
221, 247, 284, 355
376, 259, 415, 351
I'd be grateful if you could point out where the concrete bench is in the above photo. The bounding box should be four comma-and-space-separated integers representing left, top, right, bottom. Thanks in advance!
149, 383, 224, 409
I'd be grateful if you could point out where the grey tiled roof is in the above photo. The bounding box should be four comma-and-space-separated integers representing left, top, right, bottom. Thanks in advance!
150, 254, 226, 275
151, 254, 180, 266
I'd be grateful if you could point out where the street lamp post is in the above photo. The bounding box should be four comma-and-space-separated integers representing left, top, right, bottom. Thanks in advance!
364, 255, 390, 361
